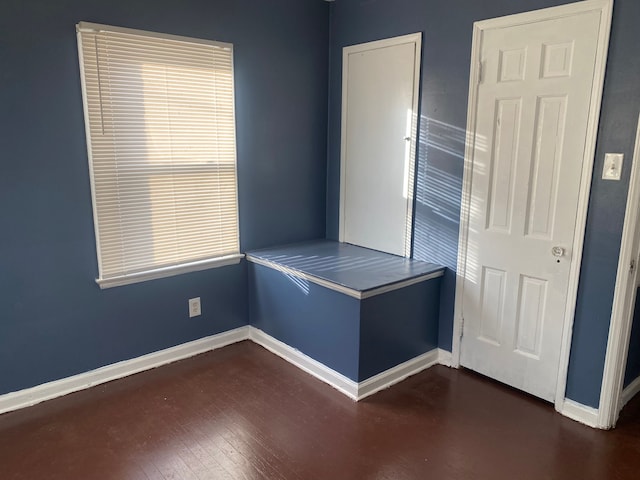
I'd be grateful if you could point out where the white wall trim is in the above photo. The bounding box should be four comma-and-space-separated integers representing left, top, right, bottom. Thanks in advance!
97, 254, 244, 289
78, 21, 233, 49
621, 376, 640, 410
361, 271, 444, 299
0, 320, 611, 431
553, 0, 614, 415
599, 114, 640, 429
0, 326, 250, 416
0, 322, 450, 416
438, 349, 453, 367
249, 326, 447, 401
248, 327, 360, 399
357, 348, 440, 400
339, 32, 422, 258
450, 17, 482, 370
474, 0, 613, 30
560, 399, 601, 428
451, 0, 614, 416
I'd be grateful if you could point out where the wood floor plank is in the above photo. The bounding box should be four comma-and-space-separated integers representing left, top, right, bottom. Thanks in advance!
1, 340, 640, 480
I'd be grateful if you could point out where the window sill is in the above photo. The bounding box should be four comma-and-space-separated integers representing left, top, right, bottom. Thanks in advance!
96, 254, 244, 289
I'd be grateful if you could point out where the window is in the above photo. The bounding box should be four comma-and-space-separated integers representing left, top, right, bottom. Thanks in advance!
77, 22, 241, 288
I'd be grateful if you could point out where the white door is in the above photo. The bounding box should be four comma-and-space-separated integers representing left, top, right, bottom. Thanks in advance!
340, 34, 421, 257
460, 10, 602, 401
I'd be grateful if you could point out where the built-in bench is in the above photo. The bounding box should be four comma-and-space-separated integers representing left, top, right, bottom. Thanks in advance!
247, 240, 445, 399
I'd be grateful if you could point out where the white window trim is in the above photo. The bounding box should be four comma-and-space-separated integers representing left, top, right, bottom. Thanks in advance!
96, 254, 244, 289
77, 21, 232, 50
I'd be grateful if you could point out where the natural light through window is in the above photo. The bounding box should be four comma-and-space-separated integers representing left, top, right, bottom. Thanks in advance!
77, 22, 241, 288
403, 108, 413, 199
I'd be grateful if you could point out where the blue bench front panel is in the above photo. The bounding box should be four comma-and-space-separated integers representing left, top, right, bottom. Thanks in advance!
249, 262, 442, 383
249, 262, 361, 381
359, 280, 441, 381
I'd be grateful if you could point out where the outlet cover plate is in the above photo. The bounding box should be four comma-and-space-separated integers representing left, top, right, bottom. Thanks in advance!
188, 297, 201, 317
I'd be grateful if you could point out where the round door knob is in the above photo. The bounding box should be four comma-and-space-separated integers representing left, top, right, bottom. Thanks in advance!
552, 246, 565, 257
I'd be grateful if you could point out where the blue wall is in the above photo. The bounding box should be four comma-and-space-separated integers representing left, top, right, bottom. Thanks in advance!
2, 0, 638, 409
565, 0, 640, 406
326, 0, 640, 407
0, 0, 329, 395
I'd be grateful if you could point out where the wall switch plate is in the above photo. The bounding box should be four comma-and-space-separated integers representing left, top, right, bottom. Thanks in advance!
188, 297, 201, 317
602, 153, 624, 181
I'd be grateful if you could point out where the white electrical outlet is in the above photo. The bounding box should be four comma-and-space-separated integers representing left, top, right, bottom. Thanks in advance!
188, 297, 201, 318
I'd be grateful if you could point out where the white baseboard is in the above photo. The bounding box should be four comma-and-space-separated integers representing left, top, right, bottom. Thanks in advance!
560, 399, 600, 428
437, 348, 453, 367
621, 375, 640, 410
248, 327, 359, 399
249, 327, 444, 401
357, 348, 440, 400
0, 325, 462, 416
0, 326, 250, 415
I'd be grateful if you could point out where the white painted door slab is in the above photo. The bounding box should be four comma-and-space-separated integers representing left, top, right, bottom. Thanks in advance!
340, 34, 421, 257
460, 11, 602, 401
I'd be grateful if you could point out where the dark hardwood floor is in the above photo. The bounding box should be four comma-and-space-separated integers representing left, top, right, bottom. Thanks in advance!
1, 341, 639, 480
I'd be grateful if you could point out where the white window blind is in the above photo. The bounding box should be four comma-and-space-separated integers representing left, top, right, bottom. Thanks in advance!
77, 22, 241, 288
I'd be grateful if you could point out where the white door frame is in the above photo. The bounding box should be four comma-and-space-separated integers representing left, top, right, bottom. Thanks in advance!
452, 0, 614, 414
339, 33, 422, 258
598, 115, 640, 429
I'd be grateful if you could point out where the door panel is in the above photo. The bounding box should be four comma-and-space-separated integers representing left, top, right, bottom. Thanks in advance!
460, 11, 601, 401
526, 95, 566, 239
487, 98, 521, 232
